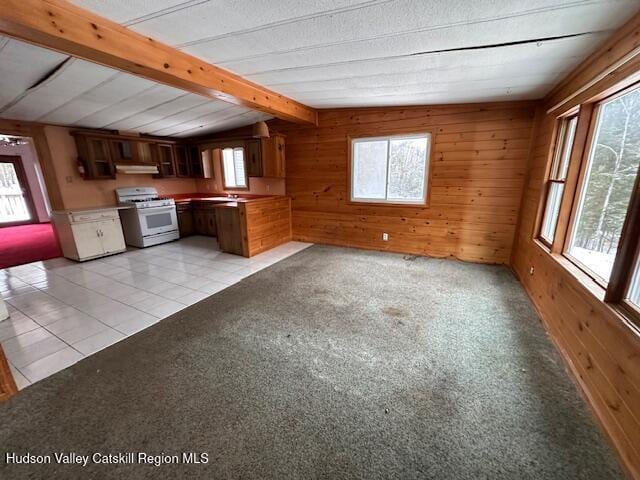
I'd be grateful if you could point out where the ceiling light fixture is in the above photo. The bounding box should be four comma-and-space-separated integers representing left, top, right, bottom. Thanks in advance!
252, 121, 270, 138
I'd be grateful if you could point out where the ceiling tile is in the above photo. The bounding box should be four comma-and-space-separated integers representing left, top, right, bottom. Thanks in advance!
134, 100, 232, 135
2, 59, 116, 121
0, 37, 68, 112
74, 84, 187, 128
40, 73, 155, 124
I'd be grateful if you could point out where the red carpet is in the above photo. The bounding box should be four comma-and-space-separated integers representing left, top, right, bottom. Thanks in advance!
0, 223, 63, 269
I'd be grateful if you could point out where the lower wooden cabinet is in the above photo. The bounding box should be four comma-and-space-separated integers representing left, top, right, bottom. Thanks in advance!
174, 197, 292, 257
192, 203, 217, 237
215, 207, 244, 255
177, 203, 194, 237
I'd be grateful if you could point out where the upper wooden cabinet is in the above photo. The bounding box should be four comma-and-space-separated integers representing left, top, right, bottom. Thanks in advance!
188, 145, 204, 178
246, 139, 262, 177
74, 135, 116, 179
263, 134, 286, 178
136, 142, 154, 164
244, 135, 286, 178
152, 143, 176, 177
111, 139, 136, 163
173, 145, 191, 178
71, 130, 270, 180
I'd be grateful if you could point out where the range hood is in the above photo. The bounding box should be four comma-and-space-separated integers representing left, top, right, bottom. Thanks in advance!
115, 163, 159, 175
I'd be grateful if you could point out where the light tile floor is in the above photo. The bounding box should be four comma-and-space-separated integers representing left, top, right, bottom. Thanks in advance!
0, 237, 311, 389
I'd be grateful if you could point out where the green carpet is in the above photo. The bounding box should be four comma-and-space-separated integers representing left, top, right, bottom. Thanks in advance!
0, 245, 623, 479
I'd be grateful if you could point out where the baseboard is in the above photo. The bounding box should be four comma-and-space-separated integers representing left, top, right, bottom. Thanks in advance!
516, 274, 638, 480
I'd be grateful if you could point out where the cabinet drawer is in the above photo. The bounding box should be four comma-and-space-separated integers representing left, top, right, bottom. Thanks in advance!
71, 210, 119, 223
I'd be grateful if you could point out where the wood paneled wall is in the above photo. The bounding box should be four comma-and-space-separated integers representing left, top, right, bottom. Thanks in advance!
271, 102, 536, 264
512, 13, 640, 479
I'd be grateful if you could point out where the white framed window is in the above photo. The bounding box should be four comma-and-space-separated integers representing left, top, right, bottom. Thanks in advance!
350, 133, 430, 205
539, 114, 578, 245
222, 147, 247, 189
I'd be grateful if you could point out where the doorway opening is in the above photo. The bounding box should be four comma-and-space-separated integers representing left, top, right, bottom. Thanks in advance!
0, 134, 61, 269
0, 154, 38, 226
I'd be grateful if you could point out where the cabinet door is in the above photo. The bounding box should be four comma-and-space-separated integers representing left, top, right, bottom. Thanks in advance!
71, 222, 103, 259
215, 208, 244, 255
193, 210, 207, 235
136, 142, 153, 164
177, 209, 194, 237
206, 211, 217, 236
153, 144, 176, 177
261, 135, 285, 178
245, 140, 262, 177
274, 135, 286, 177
111, 140, 135, 163
98, 218, 126, 254
188, 146, 204, 178
86, 137, 115, 179
173, 145, 191, 177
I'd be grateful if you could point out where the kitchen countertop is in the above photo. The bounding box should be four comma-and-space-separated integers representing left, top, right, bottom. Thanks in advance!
52, 205, 131, 215
169, 193, 287, 208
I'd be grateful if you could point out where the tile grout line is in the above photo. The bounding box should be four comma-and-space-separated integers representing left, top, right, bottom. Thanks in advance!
1, 241, 312, 385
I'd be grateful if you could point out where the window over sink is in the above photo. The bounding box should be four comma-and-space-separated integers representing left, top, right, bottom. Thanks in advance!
222, 147, 247, 189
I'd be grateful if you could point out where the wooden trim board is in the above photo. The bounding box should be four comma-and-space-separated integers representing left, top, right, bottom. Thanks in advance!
0, 0, 317, 125
0, 345, 18, 402
0, 118, 64, 211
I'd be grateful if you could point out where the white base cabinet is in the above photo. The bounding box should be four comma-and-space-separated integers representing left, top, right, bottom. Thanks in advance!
52, 208, 127, 261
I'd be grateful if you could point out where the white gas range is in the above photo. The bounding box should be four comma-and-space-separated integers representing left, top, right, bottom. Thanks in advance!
116, 187, 179, 248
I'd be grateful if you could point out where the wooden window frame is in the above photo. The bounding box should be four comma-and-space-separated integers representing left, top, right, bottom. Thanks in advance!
538, 112, 579, 247
563, 84, 640, 289
348, 132, 432, 207
537, 80, 640, 328
605, 168, 640, 319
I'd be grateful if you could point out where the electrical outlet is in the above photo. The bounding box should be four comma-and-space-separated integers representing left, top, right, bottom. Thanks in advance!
65, 176, 73, 183
382, 233, 389, 241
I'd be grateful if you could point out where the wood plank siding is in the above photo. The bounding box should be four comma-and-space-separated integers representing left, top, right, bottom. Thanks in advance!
512, 13, 640, 479
271, 102, 536, 264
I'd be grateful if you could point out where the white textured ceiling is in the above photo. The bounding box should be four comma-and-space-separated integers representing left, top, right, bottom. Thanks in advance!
0, 38, 269, 137
0, 1, 638, 136
69, 0, 640, 108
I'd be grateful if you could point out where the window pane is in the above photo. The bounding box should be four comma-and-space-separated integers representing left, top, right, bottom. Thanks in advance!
568, 87, 640, 282
0, 162, 31, 223
628, 258, 640, 309
556, 116, 578, 180
222, 148, 236, 187
233, 148, 246, 187
352, 140, 388, 199
387, 137, 428, 202
540, 182, 564, 243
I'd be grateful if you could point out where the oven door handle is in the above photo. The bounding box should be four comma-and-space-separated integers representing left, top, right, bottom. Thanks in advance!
140, 206, 176, 214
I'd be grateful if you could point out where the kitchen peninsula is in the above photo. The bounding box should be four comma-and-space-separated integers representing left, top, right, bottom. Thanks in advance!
171, 194, 292, 258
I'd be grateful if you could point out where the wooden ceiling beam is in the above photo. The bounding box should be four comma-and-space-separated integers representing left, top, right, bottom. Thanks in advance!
0, 0, 317, 125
